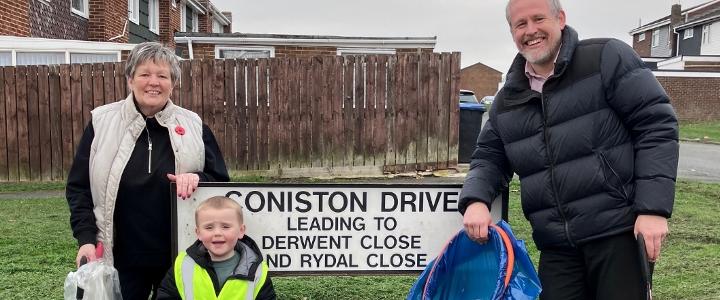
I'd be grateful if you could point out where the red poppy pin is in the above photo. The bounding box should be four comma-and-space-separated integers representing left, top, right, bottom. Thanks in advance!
175, 125, 185, 136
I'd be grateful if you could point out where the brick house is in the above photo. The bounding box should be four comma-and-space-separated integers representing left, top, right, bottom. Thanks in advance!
628, 0, 720, 71
174, 32, 436, 60
0, 0, 231, 66
459, 62, 502, 99
626, 0, 720, 122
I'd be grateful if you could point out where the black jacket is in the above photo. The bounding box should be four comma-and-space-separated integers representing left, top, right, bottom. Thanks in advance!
66, 118, 230, 268
459, 26, 679, 250
157, 236, 277, 300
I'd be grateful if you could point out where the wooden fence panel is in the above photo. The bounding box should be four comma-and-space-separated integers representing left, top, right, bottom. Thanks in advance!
373, 56, 388, 167
48, 66, 63, 180
190, 60, 203, 117
114, 62, 126, 102
384, 56, 397, 173
0, 69, 7, 181
427, 54, 440, 171
26, 66, 41, 181
257, 58, 270, 171
81, 64, 93, 126
438, 53, 451, 169
103, 63, 115, 104
417, 54, 430, 171
0, 53, 463, 181
355, 56, 367, 167
60, 65, 73, 175
223, 59, 237, 171
70, 65, 83, 155
246, 59, 259, 171
212, 60, 226, 154
448, 52, 461, 167
235, 59, 248, 171
37, 66, 52, 180
15, 66, 30, 180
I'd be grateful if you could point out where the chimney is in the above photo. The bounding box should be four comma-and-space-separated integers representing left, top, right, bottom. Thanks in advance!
670, 4, 682, 26
222, 11, 232, 33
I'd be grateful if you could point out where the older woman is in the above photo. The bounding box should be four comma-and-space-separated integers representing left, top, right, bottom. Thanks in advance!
66, 42, 229, 299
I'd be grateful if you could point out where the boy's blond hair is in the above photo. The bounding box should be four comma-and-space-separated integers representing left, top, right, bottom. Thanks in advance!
195, 196, 244, 225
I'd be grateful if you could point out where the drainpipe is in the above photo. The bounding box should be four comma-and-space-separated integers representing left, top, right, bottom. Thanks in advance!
187, 38, 194, 59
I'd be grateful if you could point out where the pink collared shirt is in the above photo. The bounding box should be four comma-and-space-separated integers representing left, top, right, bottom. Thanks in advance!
524, 47, 561, 93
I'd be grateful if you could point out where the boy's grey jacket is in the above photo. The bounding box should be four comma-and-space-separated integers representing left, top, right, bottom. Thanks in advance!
459, 26, 679, 250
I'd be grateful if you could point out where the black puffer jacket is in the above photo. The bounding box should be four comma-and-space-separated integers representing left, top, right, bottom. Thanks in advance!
459, 26, 679, 250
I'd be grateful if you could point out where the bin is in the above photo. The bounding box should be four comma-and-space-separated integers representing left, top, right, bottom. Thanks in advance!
458, 102, 485, 163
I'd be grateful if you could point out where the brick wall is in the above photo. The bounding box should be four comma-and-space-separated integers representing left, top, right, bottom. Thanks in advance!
197, 0, 211, 33
159, 0, 181, 47
657, 76, 720, 122
28, 0, 88, 40
460, 63, 502, 99
633, 31, 652, 57
1, 0, 30, 36
275, 46, 337, 57
88, 0, 128, 42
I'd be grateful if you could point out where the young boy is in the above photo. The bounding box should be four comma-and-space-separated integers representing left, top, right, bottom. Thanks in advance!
157, 196, 276, 299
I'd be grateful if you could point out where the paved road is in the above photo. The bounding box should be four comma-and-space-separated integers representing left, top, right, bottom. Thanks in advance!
677, 142, 720, 183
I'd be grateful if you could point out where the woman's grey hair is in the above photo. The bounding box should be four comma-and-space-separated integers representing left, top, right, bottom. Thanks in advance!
125, 42, 181, 85
506, 0, 563, 24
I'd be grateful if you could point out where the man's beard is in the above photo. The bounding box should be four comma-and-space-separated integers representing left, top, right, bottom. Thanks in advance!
521, 34, 561, 65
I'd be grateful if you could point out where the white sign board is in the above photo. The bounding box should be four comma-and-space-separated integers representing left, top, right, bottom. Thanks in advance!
172, 183, 505, 274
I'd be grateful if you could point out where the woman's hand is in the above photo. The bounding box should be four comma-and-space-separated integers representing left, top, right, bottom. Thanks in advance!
167, 173, 200, 199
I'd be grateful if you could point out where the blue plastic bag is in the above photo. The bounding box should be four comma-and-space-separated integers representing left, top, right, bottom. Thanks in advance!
407, 221, 541, 300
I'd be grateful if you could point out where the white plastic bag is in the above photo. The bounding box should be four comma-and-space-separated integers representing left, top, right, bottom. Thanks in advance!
64, 259, 123, 300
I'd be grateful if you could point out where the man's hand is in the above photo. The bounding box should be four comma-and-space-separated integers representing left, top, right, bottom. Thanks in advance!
634, 215, 668, 262
76, 243, 96, 267
167, 173, 200, 200
463, 202, 492, 242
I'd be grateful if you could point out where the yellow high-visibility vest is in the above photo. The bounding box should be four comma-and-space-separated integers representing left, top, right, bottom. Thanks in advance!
174, 251, 269, 300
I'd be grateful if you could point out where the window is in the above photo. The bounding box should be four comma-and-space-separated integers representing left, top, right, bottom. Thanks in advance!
16, 52, 65, 66
70, 53, 118, 64
71, 0, 88, 18
638, 32, 646, 42
651, 29, 660, 47
180, 5, 186, 31
683, 28, 694, 39
149, 0, 159, 33
702, 25, 710, 44
128, 0, 139, 24
0, 52, 11, 67
192, 11, 199, 32
218, 47, 274, 59
212, 19, 223, 33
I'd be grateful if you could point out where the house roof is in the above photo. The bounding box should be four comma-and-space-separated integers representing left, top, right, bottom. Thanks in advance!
675, 4, 720, 30
628, 0, 718, 35
174, 33, 437, 49
461, 62, 502, 74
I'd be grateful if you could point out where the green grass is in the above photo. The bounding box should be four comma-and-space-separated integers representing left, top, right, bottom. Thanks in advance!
0, 181, 718, 299
0, 181, 65, 193
679, 121, 720, 143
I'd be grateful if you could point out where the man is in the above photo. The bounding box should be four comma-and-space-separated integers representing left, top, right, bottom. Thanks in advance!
459, 0, 678, 299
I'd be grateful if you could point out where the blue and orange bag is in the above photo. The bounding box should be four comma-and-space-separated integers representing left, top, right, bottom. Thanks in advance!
407, 221, 541, 300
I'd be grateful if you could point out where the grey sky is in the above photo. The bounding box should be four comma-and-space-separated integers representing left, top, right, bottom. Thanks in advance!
211, 0, 708, 73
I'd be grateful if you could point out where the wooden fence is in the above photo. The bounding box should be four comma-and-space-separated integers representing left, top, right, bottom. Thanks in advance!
0, 53, 460, 181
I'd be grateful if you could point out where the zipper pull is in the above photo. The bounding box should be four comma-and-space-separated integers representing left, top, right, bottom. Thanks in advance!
148, 140, 153, 174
